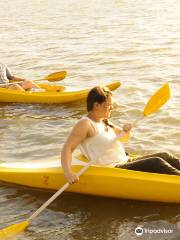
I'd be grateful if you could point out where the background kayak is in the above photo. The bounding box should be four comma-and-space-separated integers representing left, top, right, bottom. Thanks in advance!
0, 81, 120, 104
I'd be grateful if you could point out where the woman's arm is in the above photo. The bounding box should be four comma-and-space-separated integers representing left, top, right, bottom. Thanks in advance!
9, 76, 26, 82
61, 119, 89, 184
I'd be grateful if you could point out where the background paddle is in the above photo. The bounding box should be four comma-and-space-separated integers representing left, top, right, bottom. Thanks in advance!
0, 83, 171, 239
38, 70, 67, 82
13, 70, 67, 82
0, 70, 67, 87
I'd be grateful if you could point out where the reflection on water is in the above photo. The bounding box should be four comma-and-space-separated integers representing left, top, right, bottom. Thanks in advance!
0, 0, 180, 239
0, 186, 180, 240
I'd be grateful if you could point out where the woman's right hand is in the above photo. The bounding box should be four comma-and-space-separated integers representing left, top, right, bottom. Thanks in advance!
64, 170, 79, 184
122, 123, 132, 133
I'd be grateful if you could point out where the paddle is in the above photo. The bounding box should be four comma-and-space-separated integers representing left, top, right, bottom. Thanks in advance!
38, 70, 67, 82
0, 71, 67, 87
0, 161, 92, 239
0, 83, 171, 239
118, 83, 171, 141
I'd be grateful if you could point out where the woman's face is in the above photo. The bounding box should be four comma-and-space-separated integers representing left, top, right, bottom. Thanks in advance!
97, 96, 113, 118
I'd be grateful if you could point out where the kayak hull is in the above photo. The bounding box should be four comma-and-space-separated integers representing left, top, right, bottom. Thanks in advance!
0, 156, 179, 203
0, 81, 120, 104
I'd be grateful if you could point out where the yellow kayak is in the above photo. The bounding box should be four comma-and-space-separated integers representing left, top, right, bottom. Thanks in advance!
0, 81, 120, 104
0, 154, 179, 203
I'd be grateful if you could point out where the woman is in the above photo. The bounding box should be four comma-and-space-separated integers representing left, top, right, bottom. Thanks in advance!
0, 63, 41, 91
61, 86, 180, 184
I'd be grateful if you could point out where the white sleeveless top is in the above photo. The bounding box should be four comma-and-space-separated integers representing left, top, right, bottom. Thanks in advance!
79, 116, 129, 166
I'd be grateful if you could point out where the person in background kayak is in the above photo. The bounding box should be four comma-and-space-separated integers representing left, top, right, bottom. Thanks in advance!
0, 63, 41, 91
61, 86, 180, 184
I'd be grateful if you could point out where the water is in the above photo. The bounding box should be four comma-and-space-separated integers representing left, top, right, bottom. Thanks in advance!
0, 0, 180, 239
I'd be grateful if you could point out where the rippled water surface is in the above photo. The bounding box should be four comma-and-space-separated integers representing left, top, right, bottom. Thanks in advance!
0, 0, 180, 239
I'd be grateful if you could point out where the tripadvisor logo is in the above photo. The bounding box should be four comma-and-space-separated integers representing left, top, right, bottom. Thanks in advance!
135, 226, 174, 236
135, 227, 143, 236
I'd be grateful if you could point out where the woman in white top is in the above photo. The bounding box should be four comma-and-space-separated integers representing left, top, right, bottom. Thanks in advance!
61, 86, 180, 184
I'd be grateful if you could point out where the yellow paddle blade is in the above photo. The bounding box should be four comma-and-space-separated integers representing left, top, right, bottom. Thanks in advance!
0, 221, 29, 240
44, 71, 67, 81
143, 83, 171, 116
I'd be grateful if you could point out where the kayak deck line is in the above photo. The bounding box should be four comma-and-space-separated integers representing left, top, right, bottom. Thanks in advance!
0, 158, 87, 169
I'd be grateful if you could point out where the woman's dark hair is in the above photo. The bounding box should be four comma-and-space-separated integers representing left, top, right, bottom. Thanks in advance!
87, 86, 112, 112
87, 86, 114, 128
